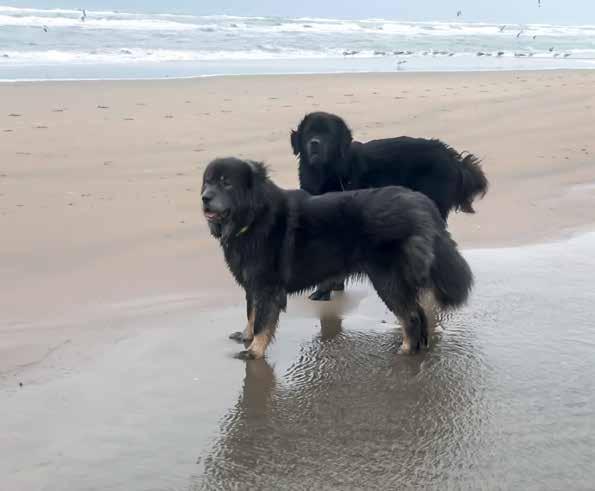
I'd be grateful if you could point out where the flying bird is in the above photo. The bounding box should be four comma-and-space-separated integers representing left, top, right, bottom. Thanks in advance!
516, 30, 524, 38
457, 10, 462, 17
42, 25, 48, 32
80, 9, 87, 22
499, 25, 506, 32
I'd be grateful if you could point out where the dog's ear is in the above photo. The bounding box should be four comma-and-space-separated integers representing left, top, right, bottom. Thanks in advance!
246, 160, 268, 187
339, 122, 353, 160
290, 129, 300, 156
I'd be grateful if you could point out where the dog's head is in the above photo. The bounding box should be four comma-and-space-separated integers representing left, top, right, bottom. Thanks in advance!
201, 157, 268, 240
290, 112, 353, 166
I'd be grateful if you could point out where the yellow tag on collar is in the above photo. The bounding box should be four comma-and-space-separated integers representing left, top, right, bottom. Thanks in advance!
236, 225, 249, 236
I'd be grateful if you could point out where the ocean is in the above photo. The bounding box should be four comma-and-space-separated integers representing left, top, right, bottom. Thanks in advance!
1, 4, 595, 80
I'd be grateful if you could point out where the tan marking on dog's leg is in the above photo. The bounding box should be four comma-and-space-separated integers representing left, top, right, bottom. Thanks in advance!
400, 329, 413, 354
244, 308, 255, 341
420, 289, 437, 339
397, 312, 413, 354
246, 327, 274, 359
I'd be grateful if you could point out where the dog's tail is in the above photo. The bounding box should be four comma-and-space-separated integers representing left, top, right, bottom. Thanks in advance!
430, 233, 473, 309
452, 149, 488, 214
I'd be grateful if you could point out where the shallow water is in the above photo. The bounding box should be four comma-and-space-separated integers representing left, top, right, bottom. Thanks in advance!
2, 233, 595, 490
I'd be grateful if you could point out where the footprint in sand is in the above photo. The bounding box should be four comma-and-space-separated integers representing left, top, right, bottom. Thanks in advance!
223, 98, 232, 102
16, 151, 32, 155
343, 94, 354, 97
268, 97, 279, 100
8, 113, 21, 117
394, 96, 405, 99
306, 95, 314, 98
164, 115, 174, 119
35, 125, 48, 129
97, 105, 109, 109
136, 102, 146, 106
124, 117, 134, 121
185, 100, 192, 104
52, 108, 66, 113
3, 129, 13, 132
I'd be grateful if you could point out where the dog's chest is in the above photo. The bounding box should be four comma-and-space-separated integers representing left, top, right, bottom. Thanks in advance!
223, 246, 257, 286
223, 242, 277, 288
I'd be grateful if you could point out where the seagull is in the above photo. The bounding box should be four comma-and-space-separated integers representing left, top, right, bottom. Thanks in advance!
457, 10, 462, 17
80, 9, 87, 22
533, 35, 537, 40
538, 0, 542, 7
42, 25, 48, 32
516, 30, 524, 38
499, 25, 506, 32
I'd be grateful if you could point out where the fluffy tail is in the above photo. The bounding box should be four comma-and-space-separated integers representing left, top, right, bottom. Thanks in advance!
453, 150, 488, 213
430, 233, 473, 309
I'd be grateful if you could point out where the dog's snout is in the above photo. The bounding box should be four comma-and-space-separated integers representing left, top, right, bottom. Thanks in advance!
202, 191, 213, 204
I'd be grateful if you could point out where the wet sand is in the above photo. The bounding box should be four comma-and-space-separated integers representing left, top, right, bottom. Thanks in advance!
1, 70, 595, 489
2, 235, 595, 489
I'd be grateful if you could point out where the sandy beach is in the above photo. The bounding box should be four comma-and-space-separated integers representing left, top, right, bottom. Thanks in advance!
1, 70, 595, 489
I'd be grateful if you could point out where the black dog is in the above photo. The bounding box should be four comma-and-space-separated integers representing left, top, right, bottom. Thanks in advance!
290, 112, 488, 300
202, 157, 473, 360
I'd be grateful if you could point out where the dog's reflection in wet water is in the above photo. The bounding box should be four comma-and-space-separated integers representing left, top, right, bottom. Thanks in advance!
196, 314, 488, 490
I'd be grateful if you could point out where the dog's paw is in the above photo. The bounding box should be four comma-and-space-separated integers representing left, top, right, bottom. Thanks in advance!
229, 331, 244, 342
309, 289, 331, 301
229, 331, 253, 343
234, 350, 260, 360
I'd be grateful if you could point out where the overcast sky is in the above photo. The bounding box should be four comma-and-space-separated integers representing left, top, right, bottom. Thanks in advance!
7, 0, 595, 24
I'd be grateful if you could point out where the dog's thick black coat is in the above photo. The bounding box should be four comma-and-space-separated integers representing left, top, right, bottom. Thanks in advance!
202, 157, 473, 359
291, 111, 488, 300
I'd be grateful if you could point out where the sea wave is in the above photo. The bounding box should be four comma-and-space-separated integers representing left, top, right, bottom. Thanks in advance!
1, 5, 595, 37
2, 47, 593, 65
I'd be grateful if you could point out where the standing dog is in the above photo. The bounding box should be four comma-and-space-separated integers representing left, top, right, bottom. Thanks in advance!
291, 111, 488, 300
202, 157, 473, 360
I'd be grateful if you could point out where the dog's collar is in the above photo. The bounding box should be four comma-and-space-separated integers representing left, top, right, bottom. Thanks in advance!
236, 225, 250, 237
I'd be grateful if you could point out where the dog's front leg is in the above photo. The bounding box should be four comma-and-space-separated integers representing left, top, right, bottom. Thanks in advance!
229, 290, 255, 343
236, 290, 284, 360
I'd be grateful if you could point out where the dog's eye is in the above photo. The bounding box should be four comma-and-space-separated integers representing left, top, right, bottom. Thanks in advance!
219, 176, 232, 188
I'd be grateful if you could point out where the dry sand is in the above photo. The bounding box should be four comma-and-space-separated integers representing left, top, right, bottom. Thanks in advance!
1, 69, 594, 379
